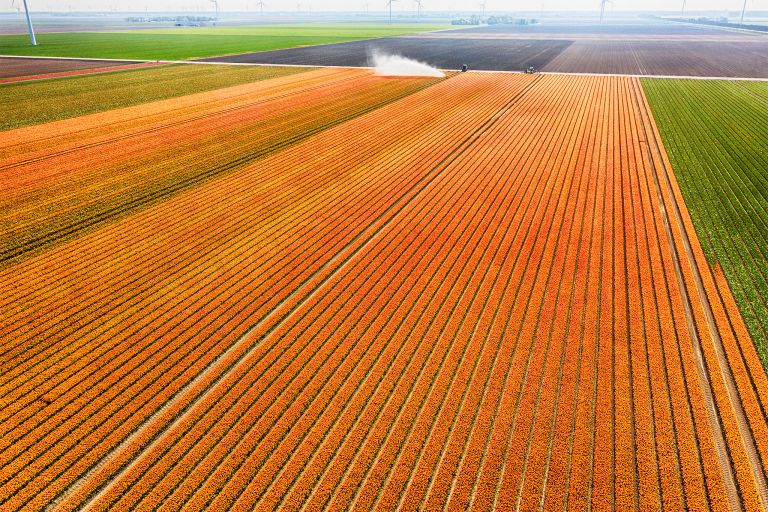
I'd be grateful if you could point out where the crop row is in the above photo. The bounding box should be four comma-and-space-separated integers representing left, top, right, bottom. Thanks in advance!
82, 72, 559, 511
0, 71, 437, 409
82, 73, 540, 511
0, 69, 428, 321
0, 65, 343, 159
3, 71, 766, 510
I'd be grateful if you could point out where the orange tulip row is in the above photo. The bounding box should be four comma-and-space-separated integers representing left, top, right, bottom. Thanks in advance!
87, 74, 709, 511
0, 75, 444, 444
511, 76, 600, 512
0, 69, 437, 272
620, 76, 682, 511
0, 67, 354, 169
342, 75, 579, 512
0, 73, 441, 418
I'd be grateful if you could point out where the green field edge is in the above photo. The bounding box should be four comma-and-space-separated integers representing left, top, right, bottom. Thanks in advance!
0, 24, 450, 61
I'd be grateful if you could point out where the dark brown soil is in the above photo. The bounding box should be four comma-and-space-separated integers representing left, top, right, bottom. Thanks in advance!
200, 37, 573, 72
0, 57, 132, 79
543, 40, 768, 77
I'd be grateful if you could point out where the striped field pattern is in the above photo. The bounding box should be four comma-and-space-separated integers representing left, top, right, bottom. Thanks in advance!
0, 71, 766, 511
0, 68, 440, 267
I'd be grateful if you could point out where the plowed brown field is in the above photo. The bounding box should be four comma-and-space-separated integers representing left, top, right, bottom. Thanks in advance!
0, 57, 134, 79
0, 71, 765, 511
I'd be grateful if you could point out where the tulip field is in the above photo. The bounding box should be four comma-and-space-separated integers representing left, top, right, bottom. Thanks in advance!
1, 67, 767, 511
0, 67, 439, 266
0, 63, 309, 130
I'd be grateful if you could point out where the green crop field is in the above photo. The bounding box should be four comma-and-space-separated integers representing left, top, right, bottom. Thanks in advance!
643, 78, 768, 371
0, 24, 448, 61
0, 64, 309, 130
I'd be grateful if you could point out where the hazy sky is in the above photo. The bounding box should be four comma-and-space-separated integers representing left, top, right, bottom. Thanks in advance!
0, 0, 761, 14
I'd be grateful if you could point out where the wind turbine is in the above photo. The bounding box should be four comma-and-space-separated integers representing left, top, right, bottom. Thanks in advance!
210, 0, 219, 20
599, 0, 610, 23
414, 0, 423, 20
739, 0, 747, 25
15, 0, 37, 46
480, 0, 486, 17
386, 0, 398, 24
256, 0, 265, 15
680, 0, 686, 15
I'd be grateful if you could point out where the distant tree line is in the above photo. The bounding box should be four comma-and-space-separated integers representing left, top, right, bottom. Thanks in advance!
451, 16, 539, 25
666, 16, 768, 32
125, 16, 215, 24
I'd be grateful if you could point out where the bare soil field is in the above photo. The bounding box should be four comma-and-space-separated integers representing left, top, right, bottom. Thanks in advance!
205, 21, 768, 77
543, 40, 768, 77
543, 40, 768, 78
201, 37, 572, 71
0, 57, 133, 79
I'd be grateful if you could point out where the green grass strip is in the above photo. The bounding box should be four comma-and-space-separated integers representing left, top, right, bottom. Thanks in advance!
0, 23, 448, 61
642, 77, 768, 372
0, 64, 308, 130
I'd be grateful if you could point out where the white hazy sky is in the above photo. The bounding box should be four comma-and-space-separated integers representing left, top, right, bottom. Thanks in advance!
0, 0, 761, 14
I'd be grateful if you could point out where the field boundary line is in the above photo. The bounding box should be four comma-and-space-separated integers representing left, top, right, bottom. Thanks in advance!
56, 74, 541, 512
635, 80, 768, 510
536, 71, 768, 81
175, 63, 768, 81
0, 55, 148, 63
